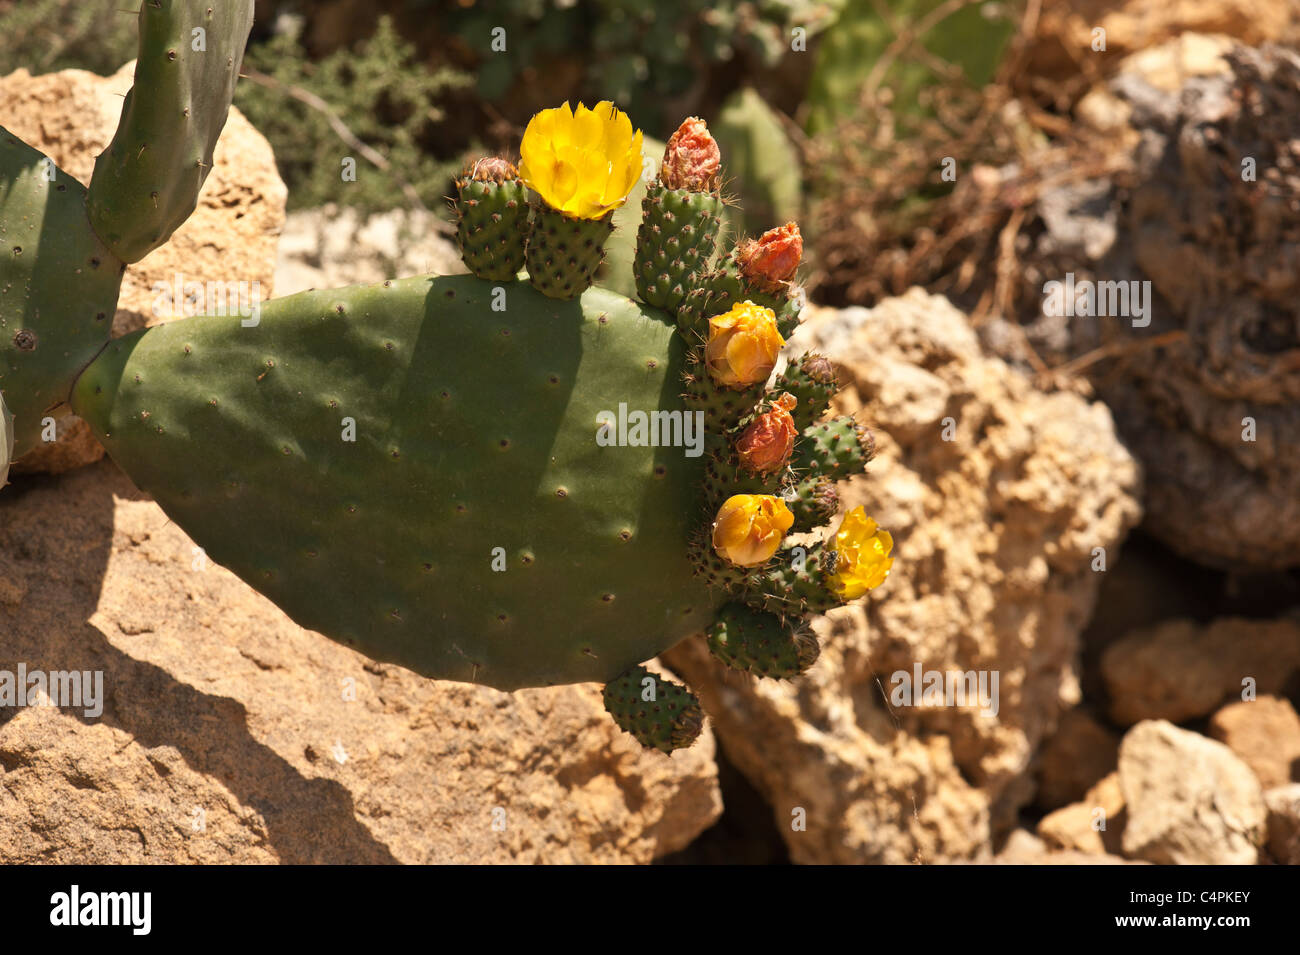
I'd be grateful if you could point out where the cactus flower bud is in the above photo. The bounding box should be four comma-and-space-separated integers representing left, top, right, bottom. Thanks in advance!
736, 393, 798, 475
737, 222, 803, 287
711, 494, 794, 567
468, 156, 520, 182
705, 301, 785, 389
660, 117, 721, 192
828, 506, 894, 599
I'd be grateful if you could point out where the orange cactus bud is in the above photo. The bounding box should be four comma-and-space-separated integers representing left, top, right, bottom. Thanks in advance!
736, 393, 798, 475
660, 117, 721, 192
705, 301, 785, 389
736, 221, 802, 287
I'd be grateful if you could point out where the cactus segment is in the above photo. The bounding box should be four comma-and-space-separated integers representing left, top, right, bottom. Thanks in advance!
454, 160, 530, 281
683, 366, 765, 432
793, 415, 876, 480
71, 275, 722, 690
0, 393, 12, 487
87, 0, 255, 263
701, 450, 780, 507
747, 543, 842, 616
775, 353, 839, 431
677, 246, 799, 340
786, 474, 839, 530
525, 205, 615, 300
0, 131, 122, 459
706, 602, 819, 678
603, 665, 704, 753
633, 182, 724, 311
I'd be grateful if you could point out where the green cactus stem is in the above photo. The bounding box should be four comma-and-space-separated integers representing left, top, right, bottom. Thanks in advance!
72, 275, 722, 690
603, 665, 704, 753
525, 206, 615, 300
0, 133, 122, 459
706, 602, 819, 679
454, 158, 530, 281
793, 415, 876, 480
775, 353, 839, 431
786, 474, 839, 530
746, 541, 843, 616
87, 0, 255, 263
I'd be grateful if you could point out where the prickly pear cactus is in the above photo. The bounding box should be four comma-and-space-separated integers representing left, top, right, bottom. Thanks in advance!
0, 8, 897, 754
0, 393, 12, 488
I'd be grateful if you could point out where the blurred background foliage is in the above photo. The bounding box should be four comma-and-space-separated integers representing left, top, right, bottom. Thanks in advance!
0, 0, 1032, 307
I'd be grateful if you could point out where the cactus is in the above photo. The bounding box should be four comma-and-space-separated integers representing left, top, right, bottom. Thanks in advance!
706, 603, 819, 679
453, 158, 530, 281
1, 11, 896, 753
88, 0, 255, 263
1, 393, 12, 488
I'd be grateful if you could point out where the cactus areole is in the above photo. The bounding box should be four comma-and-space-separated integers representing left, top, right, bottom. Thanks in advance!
0, 5, 895, 752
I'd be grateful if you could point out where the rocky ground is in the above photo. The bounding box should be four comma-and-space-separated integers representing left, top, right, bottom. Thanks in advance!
2, 27, 1298, 863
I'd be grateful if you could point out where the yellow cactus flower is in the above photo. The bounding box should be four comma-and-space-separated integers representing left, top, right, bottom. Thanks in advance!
518, 101, 644, 220
829, 506, 894, 599
705, 301, 785, 389
711, 494, 794, 567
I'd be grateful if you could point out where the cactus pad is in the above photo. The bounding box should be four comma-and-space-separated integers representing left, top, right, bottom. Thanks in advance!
454, 164, 529, 281
72, 275, 723, 690
633, 182, 724, 311
87, 0, 255, 263
0, 131, 121, 459
706, 602, 819, 678
526, 206, 615, 300
602, 665, 705, 753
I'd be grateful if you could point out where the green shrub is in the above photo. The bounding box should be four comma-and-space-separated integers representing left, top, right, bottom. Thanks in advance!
233, 15, 473, 213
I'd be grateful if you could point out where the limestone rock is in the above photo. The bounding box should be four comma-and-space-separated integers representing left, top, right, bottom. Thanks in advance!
0, 462, 721, 863
665, 289, 1142, 863
272, 204, 465, 297
1208, 696, 1300, 790
0, 62, 286, 475
1101, 617, 1300, 726
1119, 719, 1265, 865
1263, 784, 1300, 865
1037, 771, 1125, 855
1035, 706, 1121, 810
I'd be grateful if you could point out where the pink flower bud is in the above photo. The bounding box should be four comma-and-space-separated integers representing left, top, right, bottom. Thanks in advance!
660, 117, 721, 192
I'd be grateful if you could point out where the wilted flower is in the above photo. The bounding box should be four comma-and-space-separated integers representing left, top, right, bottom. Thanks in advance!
519, 101, 643, 219
711, 494, 794, 567
736, 222, 803, 287
736, 393, 798, 475
705, 301, 785, 389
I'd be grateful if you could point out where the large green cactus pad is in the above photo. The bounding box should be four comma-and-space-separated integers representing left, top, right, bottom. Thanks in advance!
0, 129, 121, 458
72, 275, 722, 690
87, 0, 255, 263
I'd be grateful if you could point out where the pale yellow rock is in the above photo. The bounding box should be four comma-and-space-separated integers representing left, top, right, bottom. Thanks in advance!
0, 462, 721, 863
